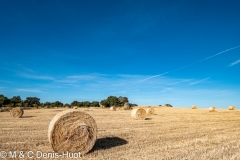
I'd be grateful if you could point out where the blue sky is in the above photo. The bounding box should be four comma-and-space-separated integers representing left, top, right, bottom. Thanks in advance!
0, 0, 240, 108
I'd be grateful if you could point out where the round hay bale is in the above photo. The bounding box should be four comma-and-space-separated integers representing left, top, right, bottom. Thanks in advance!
48, 110, 97, 155
123, 102, 131, 110
192, 105, 197, 109
73, 106, 78, 109
131, 108, 146, 120
209, 107, 216, 112
110, 106, 116, 111
229, 106, 235, 110
10, 107, 24, 118
146, 107, 154, 115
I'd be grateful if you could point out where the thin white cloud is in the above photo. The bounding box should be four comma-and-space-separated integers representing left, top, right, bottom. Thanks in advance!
21, 67, 35, 73
0, 64, 36, 73
0, 86, 7, 89
190, 77, 210, 85
54, 74, 98, 83
116, 74, 139, 78
16, 89, 43, 93
67, 75, 95, 80
161, 87, 173, 93
0, 80, 13, 83
19, 73, 54, 80
229, 60, 240, 67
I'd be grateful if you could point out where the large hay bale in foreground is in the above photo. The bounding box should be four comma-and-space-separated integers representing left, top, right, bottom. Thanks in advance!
131, 108, 146, 120
209, 107, 216, 112
10, 107, 24, 118
48, 110, 97, 155
192, 105, 197, 109
146, 107, 154, 115
229, 106, 235, 110
110, 106, 116, 111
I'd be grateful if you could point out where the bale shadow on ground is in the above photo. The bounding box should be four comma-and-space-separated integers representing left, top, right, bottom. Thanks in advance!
91, 136, 128, 152
21, 116, 36, 118
145, 118, 152, 120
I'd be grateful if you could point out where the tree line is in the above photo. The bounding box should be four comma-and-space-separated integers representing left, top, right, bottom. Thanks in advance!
0, 94, 137, 108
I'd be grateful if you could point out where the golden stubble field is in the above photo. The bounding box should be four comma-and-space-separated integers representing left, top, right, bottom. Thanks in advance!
1, 107, 240, 160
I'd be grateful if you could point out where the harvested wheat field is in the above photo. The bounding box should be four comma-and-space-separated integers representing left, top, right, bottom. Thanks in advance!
1, 107, 240, 159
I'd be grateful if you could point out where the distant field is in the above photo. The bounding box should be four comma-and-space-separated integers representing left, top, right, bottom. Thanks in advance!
1, 107, 240, 159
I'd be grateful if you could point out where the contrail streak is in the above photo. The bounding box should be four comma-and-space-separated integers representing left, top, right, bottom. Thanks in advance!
171, 45, 240, 73
200, 46, 240, 61
190, 77, 211, 85
133, 72, 168, 84
229, 59, 240, 67
134, 45, 240, 84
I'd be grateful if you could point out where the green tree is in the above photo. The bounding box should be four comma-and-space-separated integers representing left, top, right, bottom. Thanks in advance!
71, 100, 79, 107
106, 96, 120, 107
44, 102, 52, 108
64, 103, 71, 108
39, 103, 44, 108
91, 101, 100, 107
4, 98, 10, 106
83, 101, 90, 107
100, 99, 109, 107
118, 96, 129, 106
10, 96, 22, 107
0, 94, 6, 107
33, 104, 38, 108
130, 103, 138, 107
54, 101, 63, 107
24, 97, 40, 107
165, 104, 172, 107
78, 102, 84, 107
0, 95, 10, 106
16, 103, 23, 107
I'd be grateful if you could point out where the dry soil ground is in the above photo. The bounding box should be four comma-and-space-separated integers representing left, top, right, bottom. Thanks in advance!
1, 107, 240, 160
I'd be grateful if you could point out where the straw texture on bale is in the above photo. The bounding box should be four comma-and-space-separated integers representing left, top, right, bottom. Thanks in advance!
209, 107, 216, 112
131, 108, 146, 120
110, 106, 116, 111
48, 110, 97, 155
229, 106, 235, 110
73, 106, 78, 109
192, 105, 197, 109
146, 107, 154, 115
10, 107, 24, 118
